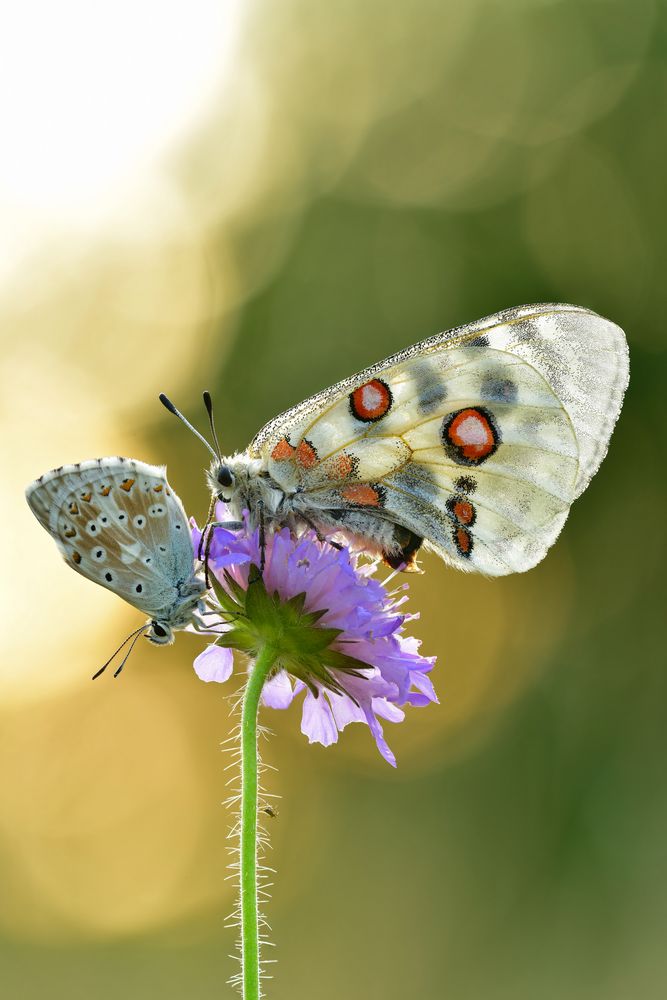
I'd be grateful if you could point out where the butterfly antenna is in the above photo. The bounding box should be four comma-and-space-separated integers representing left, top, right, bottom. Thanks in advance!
202, 390, 224, 462
112, 626, 149, 678
92, 624, 148, 680
158, 393, 218, 462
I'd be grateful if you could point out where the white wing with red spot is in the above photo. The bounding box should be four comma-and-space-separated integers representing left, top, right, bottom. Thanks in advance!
249, 303, 628, 575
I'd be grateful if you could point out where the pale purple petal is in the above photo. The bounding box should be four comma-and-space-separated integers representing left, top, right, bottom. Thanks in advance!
301, 690, 339, 747
363, 705, 397, 768
194, 644, 234, 683
406, 670, 439, 706
327, 689, 366, 731
371, 698, 405, 723
262, 670, 295, 709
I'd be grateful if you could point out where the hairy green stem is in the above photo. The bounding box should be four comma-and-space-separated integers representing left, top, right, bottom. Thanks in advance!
240, 645, 277, 1000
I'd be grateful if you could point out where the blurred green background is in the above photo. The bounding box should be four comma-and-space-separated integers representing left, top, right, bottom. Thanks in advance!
2, 0, 666, 997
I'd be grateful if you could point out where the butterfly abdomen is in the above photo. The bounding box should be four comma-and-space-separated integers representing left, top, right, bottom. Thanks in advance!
382, 526, 424, 571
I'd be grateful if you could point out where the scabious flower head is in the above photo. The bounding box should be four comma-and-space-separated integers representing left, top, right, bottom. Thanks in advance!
192, 506, 437, 766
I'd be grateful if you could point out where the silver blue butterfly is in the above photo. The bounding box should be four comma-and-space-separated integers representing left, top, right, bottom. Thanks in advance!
26, 457, 207, 674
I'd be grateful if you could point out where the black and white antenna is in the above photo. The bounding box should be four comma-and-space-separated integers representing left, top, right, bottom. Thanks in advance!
202, 390, 223, 464
92, 623, 150, 680
158, 392, 219, 462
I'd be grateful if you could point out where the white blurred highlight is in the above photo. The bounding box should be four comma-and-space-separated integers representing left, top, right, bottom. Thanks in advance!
0, 0, 242, 284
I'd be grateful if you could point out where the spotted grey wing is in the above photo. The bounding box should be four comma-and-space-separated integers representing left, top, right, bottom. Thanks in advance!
249, 303, 628, 575
26, 458, 198, 617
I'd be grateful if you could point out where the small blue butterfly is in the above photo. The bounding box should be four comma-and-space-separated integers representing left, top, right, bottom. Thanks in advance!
26, 457, 207, 676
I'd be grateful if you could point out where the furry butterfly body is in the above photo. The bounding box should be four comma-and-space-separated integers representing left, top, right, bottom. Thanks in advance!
26, 457, 206, 644
205, 303, 628, 575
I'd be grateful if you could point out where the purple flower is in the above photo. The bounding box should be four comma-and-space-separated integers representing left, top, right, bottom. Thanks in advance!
192, 507, 437, 766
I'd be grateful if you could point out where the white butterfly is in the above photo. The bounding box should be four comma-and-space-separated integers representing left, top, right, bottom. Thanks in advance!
25, 458, 207, 674
183, 302, 628, 576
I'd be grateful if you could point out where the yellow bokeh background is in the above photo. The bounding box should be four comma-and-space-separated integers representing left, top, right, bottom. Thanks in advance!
1, 1, 665, 997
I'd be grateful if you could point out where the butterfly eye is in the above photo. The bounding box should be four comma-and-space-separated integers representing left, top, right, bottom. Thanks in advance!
152, 623, 167, 637
216, 465, 234, 488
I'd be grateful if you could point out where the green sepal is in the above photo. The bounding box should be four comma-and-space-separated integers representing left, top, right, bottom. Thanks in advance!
223, 570, 250, 608
214, 630, 258, 653
205, 566, 368, 699
321, 648, 373, 675
210, 573, 243, 617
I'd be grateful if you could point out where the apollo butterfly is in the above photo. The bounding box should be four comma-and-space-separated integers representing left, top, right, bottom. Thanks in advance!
189, 302, 628, 575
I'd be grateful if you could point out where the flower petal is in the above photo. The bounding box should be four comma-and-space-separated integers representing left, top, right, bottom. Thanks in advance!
301, 690, 339, 747
363, 704, 397, 768
371, 697, 405, 724
262, 670, 295, 709
327, 689, 366, 730
193, 644, 234, 683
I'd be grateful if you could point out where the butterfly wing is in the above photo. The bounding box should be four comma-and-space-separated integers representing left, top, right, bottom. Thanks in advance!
250, 303, 628, 575
26, 458, 198, 616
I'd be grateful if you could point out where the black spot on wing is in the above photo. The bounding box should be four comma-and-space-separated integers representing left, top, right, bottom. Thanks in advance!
454, 475, 477, 494
390, 464, 440, 504
481, 374, 518, 404
413, 363, 448, 415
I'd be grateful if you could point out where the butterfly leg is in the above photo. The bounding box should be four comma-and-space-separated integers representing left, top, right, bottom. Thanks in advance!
298, 513, 343, 551
197, 495, 217, 561
257, 499, 266, 573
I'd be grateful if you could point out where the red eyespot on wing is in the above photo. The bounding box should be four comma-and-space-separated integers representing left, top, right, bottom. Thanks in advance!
350, 379, 393, 422
447, 497, 476, 526
341, 483, 385, 507
271, 437, 295, 461
296, 439, 318, 469
442, 407, 499, 466
454, 527, 473, 558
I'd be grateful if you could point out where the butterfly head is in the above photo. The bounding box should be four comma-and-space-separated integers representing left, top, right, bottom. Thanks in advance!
213, 461, 234, 499
146, 619, 175, 645
205, 454, 262, 511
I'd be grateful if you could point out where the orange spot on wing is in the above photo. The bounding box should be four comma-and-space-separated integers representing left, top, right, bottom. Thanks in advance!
68, 502, 79, 515
453, 500, 475, 525
455, 527, 473, 557
350, 379, 393, 422
63, 528, 76, 538
120, 478, 135, 492
341, 484, 382, 507
99, 485, 111, 496
72, 550, 81, 564
271, 438, 295, 461
328, 453, 355, 479
153, 484, 163, 492
445, 408, 497, 462
296, 439, 318, 469
80, 492, 92, 502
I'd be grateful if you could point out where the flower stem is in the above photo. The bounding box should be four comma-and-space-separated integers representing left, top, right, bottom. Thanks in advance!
240, 644, 277, 1000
